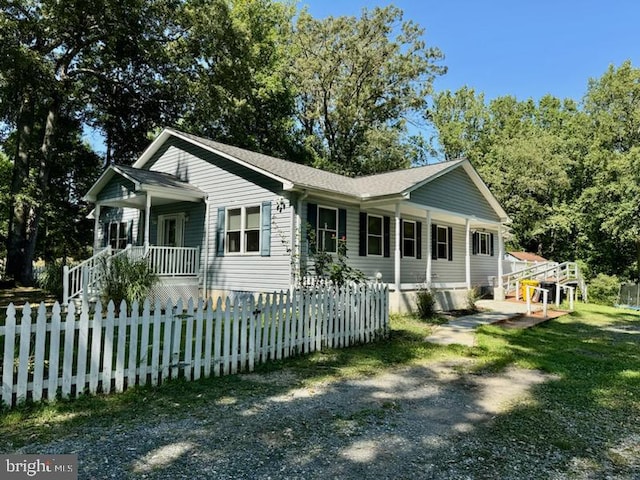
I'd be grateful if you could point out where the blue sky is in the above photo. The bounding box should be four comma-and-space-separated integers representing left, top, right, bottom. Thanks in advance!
299, 0, 640, 102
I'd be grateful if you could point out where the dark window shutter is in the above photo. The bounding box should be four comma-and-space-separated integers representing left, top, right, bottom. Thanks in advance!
261, 201, 271, 257
359, 212, 367, 256
400, 220, 404, 258
416, 221, 422, 259
472, 232, 478, 255
383, 216, 390, 258
490, 233, 495, 256
216, 207, 225, 256
338, 208, 347, 240
102, 223, 109, 248
447, 226, 453, 261
307, 203, 317, 254
431, 224, 437, 260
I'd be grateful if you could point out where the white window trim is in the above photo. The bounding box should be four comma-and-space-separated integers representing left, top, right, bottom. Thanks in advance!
367, 214, 384, 257
225, 205, 262, 255
158, 213, 185, 247
317, 205, 338, 254
476, 231, 491, 256
402, 219, 416, 258
436, 225, 449, 260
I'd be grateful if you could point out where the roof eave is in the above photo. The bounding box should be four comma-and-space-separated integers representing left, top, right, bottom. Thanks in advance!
83, 165, 142, 203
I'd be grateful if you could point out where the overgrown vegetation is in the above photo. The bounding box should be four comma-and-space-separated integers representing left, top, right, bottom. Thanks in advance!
36, 260, 65, 300
587, 273, 621, 306
415, 286, 437, 319
308, 234, 365, 286
99, 256, 158, 307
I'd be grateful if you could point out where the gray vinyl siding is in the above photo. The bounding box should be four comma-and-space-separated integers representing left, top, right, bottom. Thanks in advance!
146, 138, 292, 293
410, 168, 500, 222
470, 229, 500, 287
304, 201, 396, 283
430, 222, 465, 284
301, 201, 472, 285
96, 177, 136, 203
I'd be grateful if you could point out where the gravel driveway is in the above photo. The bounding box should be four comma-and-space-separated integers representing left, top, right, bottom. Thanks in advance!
15, 361, 559, 479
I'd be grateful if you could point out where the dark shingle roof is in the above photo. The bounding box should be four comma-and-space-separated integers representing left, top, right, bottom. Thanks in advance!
170, 129, 462, 199
117, 164, 205, 196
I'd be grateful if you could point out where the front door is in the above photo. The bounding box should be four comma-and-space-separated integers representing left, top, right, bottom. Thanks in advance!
158, 214, 185, 247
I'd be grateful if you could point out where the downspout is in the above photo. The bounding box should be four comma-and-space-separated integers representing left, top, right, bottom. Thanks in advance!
202, 196, 211, 300
295, 191, 309, 285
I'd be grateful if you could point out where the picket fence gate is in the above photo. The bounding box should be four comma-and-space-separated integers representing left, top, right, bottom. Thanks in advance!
0, 284, 388, 408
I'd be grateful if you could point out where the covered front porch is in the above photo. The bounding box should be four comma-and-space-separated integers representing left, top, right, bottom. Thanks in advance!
352, 193, 509, 312
65, 165, 208, 305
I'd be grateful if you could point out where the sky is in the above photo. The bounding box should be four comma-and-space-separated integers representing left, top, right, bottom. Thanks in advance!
299, 0, 640, 102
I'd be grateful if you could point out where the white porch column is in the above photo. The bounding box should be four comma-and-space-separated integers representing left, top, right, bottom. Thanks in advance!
465, 218, 471, 289
394, 203, 401, 292
494, 224, 506, 300
425, 210, 432, 287
93, 203, 101, 252
144, 193, 152, 250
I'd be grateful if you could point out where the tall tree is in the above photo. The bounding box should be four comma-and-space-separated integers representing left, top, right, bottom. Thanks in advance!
579, 61, 640, 279
292, 6, 446, 175
179, 0, 298, 159
0, 0, 181, 283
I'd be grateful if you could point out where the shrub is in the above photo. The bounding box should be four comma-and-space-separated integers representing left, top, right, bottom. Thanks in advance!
37, 260, 65, 299
588, 273, 620, 306
416, 286, 437, 319
100, 255, 158, 307
466, 286, 480, 312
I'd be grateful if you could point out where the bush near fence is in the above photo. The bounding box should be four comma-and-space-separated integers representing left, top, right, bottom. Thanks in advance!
0, 284, 388, 409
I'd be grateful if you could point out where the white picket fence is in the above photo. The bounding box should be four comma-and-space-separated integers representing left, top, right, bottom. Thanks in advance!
0, 284, 388, 408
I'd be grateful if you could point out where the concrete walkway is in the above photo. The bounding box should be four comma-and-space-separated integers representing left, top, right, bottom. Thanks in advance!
425, 299, 542, 347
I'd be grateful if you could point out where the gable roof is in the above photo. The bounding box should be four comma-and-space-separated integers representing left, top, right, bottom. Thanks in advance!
84, 163, 206, 203
131, 128, 508, 220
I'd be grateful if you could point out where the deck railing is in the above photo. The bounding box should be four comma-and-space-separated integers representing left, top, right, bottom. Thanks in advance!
503, 261, 586, 303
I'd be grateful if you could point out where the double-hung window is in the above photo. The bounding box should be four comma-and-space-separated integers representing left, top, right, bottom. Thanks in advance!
436, 225, 449, 259
226, 205, 261, 254
367, 215, 383, 256
402, 220, 416, 258
317, 206, 338, 253
472, 231, 493, 256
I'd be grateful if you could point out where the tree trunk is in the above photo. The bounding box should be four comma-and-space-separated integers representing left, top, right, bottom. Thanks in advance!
5, 95, 34, 282
22, 101, 58, 285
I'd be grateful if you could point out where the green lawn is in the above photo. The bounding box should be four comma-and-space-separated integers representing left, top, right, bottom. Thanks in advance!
1, 303, 638, 476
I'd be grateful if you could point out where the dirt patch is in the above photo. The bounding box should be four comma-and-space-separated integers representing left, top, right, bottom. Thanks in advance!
15, 361, 558, 479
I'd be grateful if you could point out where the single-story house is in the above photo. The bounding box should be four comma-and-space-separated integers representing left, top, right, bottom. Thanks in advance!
79, 128, 511, 312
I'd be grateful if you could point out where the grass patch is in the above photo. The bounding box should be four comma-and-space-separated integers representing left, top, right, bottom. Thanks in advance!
1, 303, 639, 479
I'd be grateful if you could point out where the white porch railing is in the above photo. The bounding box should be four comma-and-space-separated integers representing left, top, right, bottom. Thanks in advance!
63, 246, 115, 306
63, 245, 200, 305
145, 246, 200, 276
